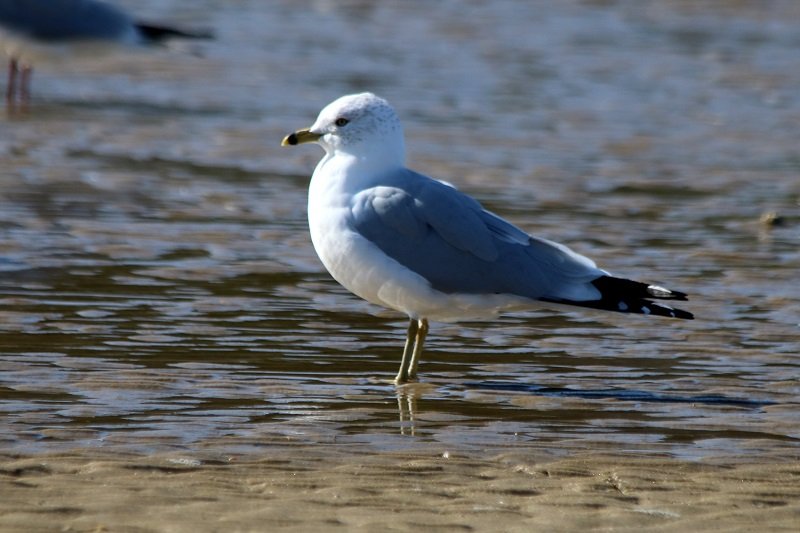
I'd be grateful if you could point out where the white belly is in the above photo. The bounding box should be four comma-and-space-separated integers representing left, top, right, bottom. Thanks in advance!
0, 29, 138, 65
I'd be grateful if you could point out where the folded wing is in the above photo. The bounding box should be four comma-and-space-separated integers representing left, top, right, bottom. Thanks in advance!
349, 169, 607, 302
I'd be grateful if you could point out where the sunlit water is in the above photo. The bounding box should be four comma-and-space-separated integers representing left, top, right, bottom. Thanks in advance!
1, 0, 798, 462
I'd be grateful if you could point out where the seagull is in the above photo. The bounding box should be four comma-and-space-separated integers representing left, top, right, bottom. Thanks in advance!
282, 93, 693, 384
0, 0, 211, 103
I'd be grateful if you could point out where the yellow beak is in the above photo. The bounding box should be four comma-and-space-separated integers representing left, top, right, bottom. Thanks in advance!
281, 128, 322, 146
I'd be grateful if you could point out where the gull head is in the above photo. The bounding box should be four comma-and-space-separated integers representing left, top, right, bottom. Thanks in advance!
282, 92, 405, 165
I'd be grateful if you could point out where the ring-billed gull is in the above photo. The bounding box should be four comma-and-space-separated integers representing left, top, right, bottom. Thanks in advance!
282, 92, 693, 384
0, 0, 211, 103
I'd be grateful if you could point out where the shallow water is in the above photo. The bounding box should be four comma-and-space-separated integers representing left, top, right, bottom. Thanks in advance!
1, 0, 798, 463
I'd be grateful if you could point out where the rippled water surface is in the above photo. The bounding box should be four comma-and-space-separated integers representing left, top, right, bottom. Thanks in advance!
1, 0, 799, 462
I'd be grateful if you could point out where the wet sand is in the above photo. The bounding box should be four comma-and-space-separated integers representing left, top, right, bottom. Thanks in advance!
2, 447, 799, 532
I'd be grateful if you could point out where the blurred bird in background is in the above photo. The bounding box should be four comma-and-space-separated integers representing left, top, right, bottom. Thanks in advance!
0, 0, 211, 104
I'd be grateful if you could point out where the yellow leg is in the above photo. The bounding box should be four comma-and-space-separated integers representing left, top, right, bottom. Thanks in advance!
407, 318, 428, 381
6, 58, 18, 103
394, 318, 419, 384
20, 64, 32, 102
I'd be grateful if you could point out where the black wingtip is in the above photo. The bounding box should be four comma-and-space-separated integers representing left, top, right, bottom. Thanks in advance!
593, 276, 694, 319
542, 275, 694, 320
670, 307, 694, 320
136, 23, 214, 43
639, 302, 694, 320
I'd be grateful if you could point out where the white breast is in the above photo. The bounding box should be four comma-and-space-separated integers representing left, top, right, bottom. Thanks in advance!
306, 164, 536, 322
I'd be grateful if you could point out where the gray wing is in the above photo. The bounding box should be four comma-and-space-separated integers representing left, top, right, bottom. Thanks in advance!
0, 0, 133, 42
349, 169, 606, 301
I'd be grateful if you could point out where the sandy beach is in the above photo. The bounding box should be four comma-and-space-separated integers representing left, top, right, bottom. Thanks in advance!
2, 447, 799, 532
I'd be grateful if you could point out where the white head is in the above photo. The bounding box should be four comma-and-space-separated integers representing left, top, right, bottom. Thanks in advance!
282, 92, 406, 167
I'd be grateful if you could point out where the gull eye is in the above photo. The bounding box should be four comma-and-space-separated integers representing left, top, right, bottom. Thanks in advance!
334, 117, 349, 127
